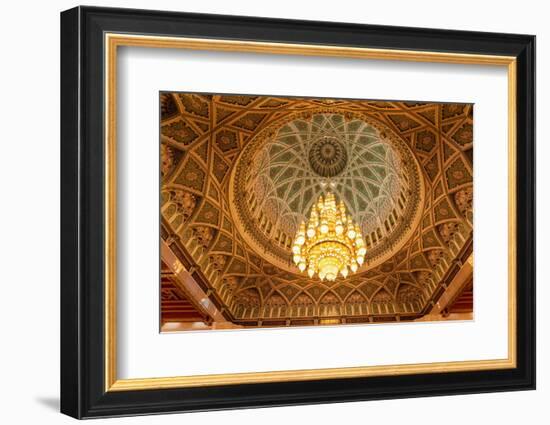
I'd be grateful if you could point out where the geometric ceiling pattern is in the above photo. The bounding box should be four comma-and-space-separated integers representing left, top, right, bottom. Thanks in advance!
160, 93, 473, 327
229, 110, 423, 272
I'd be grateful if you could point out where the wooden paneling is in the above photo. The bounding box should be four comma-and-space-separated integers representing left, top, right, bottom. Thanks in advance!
447, 279, 473, 314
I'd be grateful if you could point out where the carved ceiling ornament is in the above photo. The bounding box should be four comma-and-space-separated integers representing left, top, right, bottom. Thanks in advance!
228, 109, 426, 273
308, 136, 348, 177
160, 93, 474, 324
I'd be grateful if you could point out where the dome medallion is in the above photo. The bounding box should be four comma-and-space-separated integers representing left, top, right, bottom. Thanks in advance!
308, 137, 348, 178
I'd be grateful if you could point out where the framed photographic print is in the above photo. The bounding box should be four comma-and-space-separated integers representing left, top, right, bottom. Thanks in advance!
60, 6, 536, 419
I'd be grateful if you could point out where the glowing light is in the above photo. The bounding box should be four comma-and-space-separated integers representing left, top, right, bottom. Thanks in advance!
292, 192, 367, 281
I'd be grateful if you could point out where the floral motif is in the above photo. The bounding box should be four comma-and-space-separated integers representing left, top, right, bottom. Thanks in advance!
222, 276, 240, 298
209, 254, 227, 272
266, 294, 287, 307
347, 292, 366, 304
234, 289, 260, 307
172, 190, 196, 220
438, 222, 459, 244
320, 292, 340, 305
397, 285, 422, 304
415, 130, 436, 153
162, 119, 199, 145
452, 123, 473, 146
371, 290, 392, 305
427, 249, 444, 267
178, 94, 209, 117
293, 294, 314, 306
192, 226, 213, 249
161, 144, 174, 176
455, 187, 473, 216
414, 271, 433, 287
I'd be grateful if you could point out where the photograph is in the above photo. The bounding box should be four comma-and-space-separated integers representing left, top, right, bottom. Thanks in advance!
160, 93, 474, 331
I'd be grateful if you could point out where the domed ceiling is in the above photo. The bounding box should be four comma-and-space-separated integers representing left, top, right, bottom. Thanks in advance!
230, 111, 424, 272
160, 93, 473, 326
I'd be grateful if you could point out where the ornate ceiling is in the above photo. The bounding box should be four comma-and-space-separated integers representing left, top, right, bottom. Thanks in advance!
229, 110, 423, 272
160, 93, 473, 327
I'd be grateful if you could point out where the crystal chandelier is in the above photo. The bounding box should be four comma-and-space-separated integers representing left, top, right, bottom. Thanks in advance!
292, 192, 366, 281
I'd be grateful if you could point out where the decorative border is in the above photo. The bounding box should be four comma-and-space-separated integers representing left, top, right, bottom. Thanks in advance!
104, 33, 517, 392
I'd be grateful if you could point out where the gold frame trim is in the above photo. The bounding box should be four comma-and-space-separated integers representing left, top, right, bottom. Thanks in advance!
104, 33, 517, 392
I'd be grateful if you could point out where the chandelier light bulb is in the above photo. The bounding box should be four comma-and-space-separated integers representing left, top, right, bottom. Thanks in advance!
292, 245, 301, 254
298, 262, 306, 272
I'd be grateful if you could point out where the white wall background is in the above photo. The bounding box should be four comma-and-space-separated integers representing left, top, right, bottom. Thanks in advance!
0, 0, 545, 423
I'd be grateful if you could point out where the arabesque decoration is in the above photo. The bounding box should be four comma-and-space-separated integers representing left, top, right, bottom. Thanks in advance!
160, 93, 474, 326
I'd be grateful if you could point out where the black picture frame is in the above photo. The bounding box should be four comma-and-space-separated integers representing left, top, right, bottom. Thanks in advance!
61, 5, 536, 419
